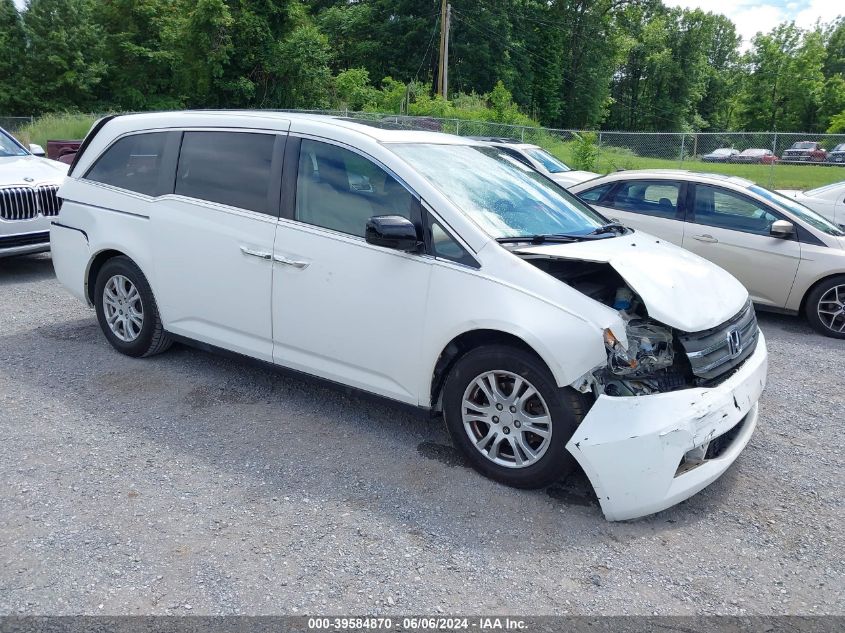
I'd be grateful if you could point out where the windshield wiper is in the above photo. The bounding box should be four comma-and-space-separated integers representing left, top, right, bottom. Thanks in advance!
496, 234, 581, 245
588, 222, 627, 236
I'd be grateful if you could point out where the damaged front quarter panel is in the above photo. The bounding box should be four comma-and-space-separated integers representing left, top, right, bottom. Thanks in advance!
566, 332, 768, 521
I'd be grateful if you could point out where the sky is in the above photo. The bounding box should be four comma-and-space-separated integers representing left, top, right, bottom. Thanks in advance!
665, 0, 843, 49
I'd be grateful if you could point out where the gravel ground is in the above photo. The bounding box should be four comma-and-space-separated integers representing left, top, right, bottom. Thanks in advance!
1, 253, 843, 616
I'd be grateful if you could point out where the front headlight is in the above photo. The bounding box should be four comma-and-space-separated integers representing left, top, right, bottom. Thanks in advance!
603, 320, 674, 376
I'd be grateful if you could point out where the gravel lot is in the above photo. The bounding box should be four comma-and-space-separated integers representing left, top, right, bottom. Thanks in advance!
1, 253, 843, 616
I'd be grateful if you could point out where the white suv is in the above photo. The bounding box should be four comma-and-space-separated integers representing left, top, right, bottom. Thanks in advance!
0, 126, 67, 257
52, 112, 768, 521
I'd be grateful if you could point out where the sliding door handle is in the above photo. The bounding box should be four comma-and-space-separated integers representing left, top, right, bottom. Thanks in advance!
240, 246, 272, 260
691, 234, 718, 243
274, 254, 310, 269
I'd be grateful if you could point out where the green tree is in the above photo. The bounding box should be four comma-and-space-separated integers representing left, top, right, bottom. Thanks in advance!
0, 0, 28, 114
22, 0, 107, 113
94, 0, 181, 110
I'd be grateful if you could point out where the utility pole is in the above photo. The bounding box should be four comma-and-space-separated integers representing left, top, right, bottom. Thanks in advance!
437, 1, 451, 99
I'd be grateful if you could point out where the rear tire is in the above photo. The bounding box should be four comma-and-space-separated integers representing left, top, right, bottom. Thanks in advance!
94, 256, 173, 357
442, 345, 591, 489
804, 275, 845, 339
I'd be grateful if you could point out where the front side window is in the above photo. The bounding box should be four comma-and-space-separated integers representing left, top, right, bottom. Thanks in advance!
295, 139, 416, 237
429, 217, 477, 267
85, 132, 168, 196
390, 143, 605, 239
176, 131, 275, 214
606, 180, 681, 219
0, 129, 27, 157
692, 185, 781, 236
524, 148, 571, 173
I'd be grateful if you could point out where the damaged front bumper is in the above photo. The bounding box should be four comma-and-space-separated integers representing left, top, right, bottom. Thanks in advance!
566, 331, 768, 521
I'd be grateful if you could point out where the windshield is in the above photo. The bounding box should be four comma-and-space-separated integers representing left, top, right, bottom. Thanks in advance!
742, 149, 765, 156
0, 129, 28, 157
750, 185, 845, 236
391, 143, 607, 238
792, 142, 816, 150
524, 148, 571, 173
712, 149, 733, 155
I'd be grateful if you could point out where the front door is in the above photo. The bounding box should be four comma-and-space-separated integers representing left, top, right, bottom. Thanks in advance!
682, 183, 802, 308
271, 137, 432, 404
151, 129, 285, 361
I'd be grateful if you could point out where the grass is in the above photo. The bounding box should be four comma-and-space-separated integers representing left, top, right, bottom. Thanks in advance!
542, 136, 844, 191
14, 113, 97, 148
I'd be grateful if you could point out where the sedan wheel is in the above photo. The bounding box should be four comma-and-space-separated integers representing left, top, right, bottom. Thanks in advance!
817, 284, 845, 334
805, 275, 845, 339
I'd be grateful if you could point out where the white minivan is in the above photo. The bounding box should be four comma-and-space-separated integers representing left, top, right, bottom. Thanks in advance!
51, 112, 768, 521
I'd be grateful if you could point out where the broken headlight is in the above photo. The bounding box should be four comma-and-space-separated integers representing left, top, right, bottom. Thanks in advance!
603, 320, 674, 377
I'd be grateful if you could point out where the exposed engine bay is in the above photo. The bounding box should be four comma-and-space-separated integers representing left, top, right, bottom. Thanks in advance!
523, 257, 696, 397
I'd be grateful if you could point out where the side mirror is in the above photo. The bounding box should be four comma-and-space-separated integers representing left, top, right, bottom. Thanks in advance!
29, 143, 46, 157
770, 220, 794, 238
365, 215, 422, 252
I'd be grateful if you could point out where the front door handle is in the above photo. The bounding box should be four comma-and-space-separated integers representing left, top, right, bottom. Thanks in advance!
691, 234, 718, 243
240, 246, 272, 260
274, 254, 310, 269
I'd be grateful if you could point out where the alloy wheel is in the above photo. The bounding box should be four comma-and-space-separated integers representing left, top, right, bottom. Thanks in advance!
817, 284, 845, 334
103, 274, 144, 342
461, 370, 552, 469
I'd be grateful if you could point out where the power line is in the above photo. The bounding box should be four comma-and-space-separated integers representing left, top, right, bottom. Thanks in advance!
414, 12, 441, 84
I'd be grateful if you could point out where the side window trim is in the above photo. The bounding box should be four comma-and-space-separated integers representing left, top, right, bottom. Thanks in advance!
283, 133, 424, 240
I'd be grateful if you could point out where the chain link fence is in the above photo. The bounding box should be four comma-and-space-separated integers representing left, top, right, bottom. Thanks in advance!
0, 116, 34, 133
7, 109, 845, 190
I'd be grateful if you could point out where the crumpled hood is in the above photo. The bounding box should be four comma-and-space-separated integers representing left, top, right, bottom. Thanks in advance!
515, 232, 749, 332
0, 155, 68, 186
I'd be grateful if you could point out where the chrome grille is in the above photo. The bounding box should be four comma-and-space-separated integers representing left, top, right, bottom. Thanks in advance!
678, 301, 759, 383
0, 185, 61, 221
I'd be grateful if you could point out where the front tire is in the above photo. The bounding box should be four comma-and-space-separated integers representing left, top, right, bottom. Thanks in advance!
442, 345, 591, 489
94, 256, 172, 357
805, 276, 845, 338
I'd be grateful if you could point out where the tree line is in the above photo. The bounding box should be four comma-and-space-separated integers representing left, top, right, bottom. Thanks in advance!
1, 0, 844, 133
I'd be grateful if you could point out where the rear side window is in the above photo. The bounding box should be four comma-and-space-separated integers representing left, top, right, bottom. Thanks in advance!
577, 183, 612, 203
176, 131, 276, 214
607, 180, 681, 219
85, 133, 168, 196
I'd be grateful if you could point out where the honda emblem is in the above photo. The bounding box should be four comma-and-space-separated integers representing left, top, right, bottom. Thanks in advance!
727, 328, 743, 359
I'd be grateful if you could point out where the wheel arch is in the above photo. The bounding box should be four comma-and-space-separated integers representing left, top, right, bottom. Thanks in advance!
798, 271, 845, 317
429, 329, 559, 412
86, 249, 134, 305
